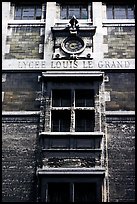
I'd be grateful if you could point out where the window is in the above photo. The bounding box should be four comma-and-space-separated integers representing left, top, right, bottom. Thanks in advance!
48, 183, 70, 202
75, 89, 94, 107
51, 110, 71, 132
45, 182, 101, 202
107, 5, 135, 19
75, 110, 95, 132
14, 4, 42, 20
52, 89, 71, 107
51, 89, 95, 132
60, 4, 88, 19
74, 183, 97, 202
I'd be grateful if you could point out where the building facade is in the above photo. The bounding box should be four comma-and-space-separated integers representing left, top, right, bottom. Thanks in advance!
2, 1, 135, 202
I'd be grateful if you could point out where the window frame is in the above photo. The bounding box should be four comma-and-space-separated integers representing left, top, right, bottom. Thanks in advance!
106, 4, 135, 19
52, 89, 71, 107
51, 89, 95, 132
51, 110, 71, 132
14, 3, 43, 20
75, 110, 95, 132
75, 89, 94, 107
42, 179, 103, 202
60, 4, 89, 20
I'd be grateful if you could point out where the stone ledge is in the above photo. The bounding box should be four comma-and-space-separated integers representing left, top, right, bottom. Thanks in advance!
2, 111, 40, 116
36, 167, 105, 175
106, 111, 135, 116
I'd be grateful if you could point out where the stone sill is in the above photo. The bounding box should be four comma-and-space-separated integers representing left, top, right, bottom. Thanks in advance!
37, 167, 105, 175
8, 20, 45, 27
105, 111, 135, 116
39, 132, 104, 136
102, 19, 135, 26
2, 111, 40, 116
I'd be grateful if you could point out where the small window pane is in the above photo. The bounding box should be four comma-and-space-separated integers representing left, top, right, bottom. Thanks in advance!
52, 90, 71, 107
48, 183, 70, 202
114, 6, 126, 19
61, 7, 67, 19
127, 7, 134, 19
74, 183, 97, 202
107, 6, 113, 19
75, 111, 95, 132
81, 8, 88, 19
15, 7, 22, 19
51, 111, 71, 132
68, 6, 80, 19
75, 90, 94, 107
36, 8, 42, 19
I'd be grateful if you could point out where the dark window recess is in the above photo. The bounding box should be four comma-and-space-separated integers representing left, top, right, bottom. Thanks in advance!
60, 4, 88, 19
75, 89, 94, 107
52, 89, 71, 107
47, 183, 70, 202
75, 110, 95, 132
107, 5, 135, 19
14, 4, 42, 20
74, 183, 97, 202
51, 110, 71, 132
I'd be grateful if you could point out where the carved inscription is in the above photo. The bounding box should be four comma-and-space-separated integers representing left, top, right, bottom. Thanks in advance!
3, 59, 133, 69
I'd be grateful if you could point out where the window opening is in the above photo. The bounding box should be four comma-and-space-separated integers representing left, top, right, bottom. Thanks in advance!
47, 183, 70, 202
60, 4, 88, 19
14, 4, 42, 20
75, 110, 95, 132
75, 89, 94, 107
52, 89, 71, 107
106, 4, 135, 19
74, 183, 97, 202
51, 110, 71, 132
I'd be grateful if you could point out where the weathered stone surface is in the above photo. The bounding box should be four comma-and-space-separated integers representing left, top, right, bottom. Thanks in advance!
2, 117, 41, 202
103, 26, 135, 59
105, 72, 135, 111
2, 72, 41, 111
5, 26, 45, 59
107, 121, 135, 202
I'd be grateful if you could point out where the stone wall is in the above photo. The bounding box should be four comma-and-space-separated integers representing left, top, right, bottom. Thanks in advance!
105, 72, 135, 111
106, 117, 135, 202
2, 72, 41, 111
103, 26, 135, 59
5, 26, 44, 59
2, 115, 41, 202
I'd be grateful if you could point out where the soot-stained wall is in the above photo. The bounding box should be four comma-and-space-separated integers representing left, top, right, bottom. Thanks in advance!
103, 26, 135, 59
2, 115, 41, 202
106, 118, 135, 202
105, 72, 135, 111
2, 72, 42, 111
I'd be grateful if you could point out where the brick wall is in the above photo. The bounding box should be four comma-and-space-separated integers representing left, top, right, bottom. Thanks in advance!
106, 119, 135, 202
5, 26, 44, 59
103, 26, 135, 59
105, 72, 135, 111
2, 72, 41, 111
2, 116, 41, 202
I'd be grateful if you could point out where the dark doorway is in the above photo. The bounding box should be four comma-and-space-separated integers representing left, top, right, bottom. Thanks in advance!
47, 183, 70, 202
74, 183, 97, 202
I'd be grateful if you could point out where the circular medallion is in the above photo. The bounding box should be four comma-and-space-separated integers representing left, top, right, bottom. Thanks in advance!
61, 36, 85, 54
